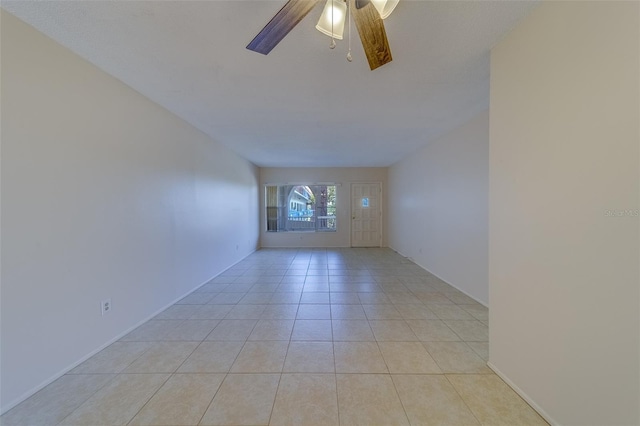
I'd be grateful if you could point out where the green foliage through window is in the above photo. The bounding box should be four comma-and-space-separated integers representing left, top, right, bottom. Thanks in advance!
265, 185, 337, 232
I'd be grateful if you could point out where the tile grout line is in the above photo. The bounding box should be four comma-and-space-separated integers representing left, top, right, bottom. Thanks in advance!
9, 248, 493, 426
444, 373, 484, 426
124, 371, 174, 426
53, 374, 118, 426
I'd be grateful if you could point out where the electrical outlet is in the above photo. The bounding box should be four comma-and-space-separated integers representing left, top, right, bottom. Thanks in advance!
101, 299, 112, 316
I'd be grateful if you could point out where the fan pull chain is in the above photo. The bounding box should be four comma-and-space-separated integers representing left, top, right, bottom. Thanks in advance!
346, 0, 352, 62
330, 0, 336, 49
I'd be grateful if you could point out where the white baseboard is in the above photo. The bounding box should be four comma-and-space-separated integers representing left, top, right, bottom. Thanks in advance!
0, 249, 256, 415
388, 245, 488, 308
487, 361, 559, 426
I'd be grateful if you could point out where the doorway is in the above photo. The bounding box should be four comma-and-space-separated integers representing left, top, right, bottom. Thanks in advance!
351, 182, 382, 247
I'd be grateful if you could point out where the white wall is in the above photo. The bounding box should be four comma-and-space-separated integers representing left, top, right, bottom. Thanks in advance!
260, 168, 387, 248
0, 11, 259, 412
388, 111, 489, 305
489, 2, 639, 425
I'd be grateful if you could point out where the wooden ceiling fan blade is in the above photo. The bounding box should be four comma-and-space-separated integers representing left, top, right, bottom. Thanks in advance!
247, 0, 320, 55
350, 0, 392, 70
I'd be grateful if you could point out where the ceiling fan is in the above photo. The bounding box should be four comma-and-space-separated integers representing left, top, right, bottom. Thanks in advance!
246, 0, 394, 71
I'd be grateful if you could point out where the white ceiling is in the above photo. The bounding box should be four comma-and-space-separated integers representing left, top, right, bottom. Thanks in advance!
3, 0, 538, 167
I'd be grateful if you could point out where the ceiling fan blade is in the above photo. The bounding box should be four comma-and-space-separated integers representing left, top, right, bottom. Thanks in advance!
350, 0, 392, 70
247, 0, 320, 55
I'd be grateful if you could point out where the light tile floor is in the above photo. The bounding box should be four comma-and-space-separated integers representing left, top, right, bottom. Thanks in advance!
2, 248, 548, 425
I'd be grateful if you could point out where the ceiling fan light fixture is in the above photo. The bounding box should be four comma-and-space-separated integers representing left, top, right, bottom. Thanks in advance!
370, 0, 399, 19
316, 0, 347, 40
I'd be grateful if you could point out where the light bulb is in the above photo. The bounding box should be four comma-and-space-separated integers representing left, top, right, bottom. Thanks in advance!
316, 0, 347, 40
370, 0, 399, 19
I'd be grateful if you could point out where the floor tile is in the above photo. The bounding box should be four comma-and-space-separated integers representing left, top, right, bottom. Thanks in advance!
387, 293, 422, 304
443, 291, 479, 305
250, 282, 280, 290
374, 277, 402, 285
209, 292, 245, 304
444, 320, 489, 341
447, 374, 549, 426
327, 282, 353, 292
363, 304, 403, 320
0, 374, 114, 426
69, 341, 151, 374
357, 292, 390, 304
205, 319, 257, 341
248, 319, 294, 341
459, 303, 489, 321
177, 341, 244, 373
4, 248, 522, 426
330, 304, 367, 319
269, 292, 302, 304
369, 320, 418, 341
403, 283, 434, 293
296, 304, 331, 319
199, 374, 280, 425
300, 292, 330, 304
417, 292, 455, 304
291, 320, 333, 341
332, 319, 375, 341
428, 304, 475, 320
395, 303, 439, 320
392, 375, 480, 425
304, 276, 329, 284
189, 304, 234, 319
270, 374, 338, 426
279, 277, 305, 286
466, 341, 490, 361
303, 282, 330, 292
283, 342, 335, 373
239, 292, 274, 304
428, 281, 458, 292
353, 284, 384, 294
226, 280, 258, 289
162, 319, 220, 341
225, 304, 267, 320
406, 319, 461, 341
329, 292, 360, 304
336, 374, 409, 426
128, 373, 224, 425
423, 341, 493, 374
59, 374, 169, 425
230, 341, 289, 373
261, 304, 299, 319
334, 341, 388, 373
378, 341, 441, 373
124, 341, 198, 373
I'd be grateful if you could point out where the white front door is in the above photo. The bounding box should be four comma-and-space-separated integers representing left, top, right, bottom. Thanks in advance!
351, 183, 382, 247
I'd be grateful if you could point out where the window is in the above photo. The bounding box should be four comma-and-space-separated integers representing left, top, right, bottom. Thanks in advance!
265, 184, 337, 232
